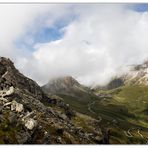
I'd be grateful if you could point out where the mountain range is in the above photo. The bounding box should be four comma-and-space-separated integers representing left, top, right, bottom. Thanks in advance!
0, 57, 148, 144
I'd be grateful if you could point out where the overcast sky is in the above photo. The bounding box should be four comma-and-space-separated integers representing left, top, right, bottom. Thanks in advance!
1, 4, 148, 86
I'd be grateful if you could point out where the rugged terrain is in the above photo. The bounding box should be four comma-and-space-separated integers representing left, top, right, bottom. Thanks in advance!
43, 61, 148, 144
0, 57, 107, 144
1, 56, 148, 144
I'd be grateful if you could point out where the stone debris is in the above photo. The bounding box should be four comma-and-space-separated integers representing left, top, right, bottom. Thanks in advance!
5, 86, 14, 96
0, 97, 8, 104
22, 110, 36, 121
24, 118, 37, 130
11, 100, 24, 113
1, 71, 8, 78
0, 86, 14, 97
0, 57, 105, 144
3, 100, 24, 113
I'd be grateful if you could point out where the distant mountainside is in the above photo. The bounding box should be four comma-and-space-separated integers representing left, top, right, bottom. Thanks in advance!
91, 60, 148, 144
42, 76, 98, 103
0, 57, 106, 144
123, 61, 148, 85
94, 60, 148, 91
42, 61, 148, 144
42, 76, 87, 94
1, 57, 148, 144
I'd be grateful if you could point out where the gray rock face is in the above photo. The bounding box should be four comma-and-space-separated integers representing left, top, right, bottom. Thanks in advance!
0, 57, 48, 102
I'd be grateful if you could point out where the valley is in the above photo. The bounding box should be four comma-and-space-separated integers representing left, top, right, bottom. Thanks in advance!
0, 56, 148, 144
43, 75, 148, 144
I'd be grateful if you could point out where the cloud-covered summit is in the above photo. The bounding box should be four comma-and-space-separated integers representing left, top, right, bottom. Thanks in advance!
1, 4, 148, 86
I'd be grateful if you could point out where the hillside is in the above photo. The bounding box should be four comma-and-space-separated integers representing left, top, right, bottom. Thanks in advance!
1, 57, 148, 144
0, 57, 106, 144
42, 76, 98, 104
42, 61, 148, 144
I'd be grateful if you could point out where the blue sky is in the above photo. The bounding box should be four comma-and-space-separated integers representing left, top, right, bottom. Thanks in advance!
132, 4, 148, 12
14, 6, 77, 52
14, 3, 148, 53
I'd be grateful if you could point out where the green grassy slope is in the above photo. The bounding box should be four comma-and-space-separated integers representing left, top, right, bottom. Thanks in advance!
57, 85, 148, 144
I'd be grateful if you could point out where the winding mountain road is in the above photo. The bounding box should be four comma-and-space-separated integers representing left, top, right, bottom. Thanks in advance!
87, 99, 148, 144
87, 101, 102, 122
124, 130, 133, 137
87, 101, 96, 114
124, 128, 148, 144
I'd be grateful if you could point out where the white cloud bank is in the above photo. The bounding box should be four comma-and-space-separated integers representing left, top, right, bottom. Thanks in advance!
1, 4, 148, 86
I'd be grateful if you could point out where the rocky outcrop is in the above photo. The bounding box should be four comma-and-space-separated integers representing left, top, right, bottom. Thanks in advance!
11, 100, 24, 113
23, 118, 37, 130
0, 57, 105, 144
0, 57, 48, 102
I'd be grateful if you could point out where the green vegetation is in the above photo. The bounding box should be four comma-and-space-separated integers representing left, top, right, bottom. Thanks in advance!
58, 84, 148, 144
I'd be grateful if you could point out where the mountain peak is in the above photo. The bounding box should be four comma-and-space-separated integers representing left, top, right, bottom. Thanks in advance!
42, 76, 81, 94
42, 76, 89, 93
50, 76, 80, 87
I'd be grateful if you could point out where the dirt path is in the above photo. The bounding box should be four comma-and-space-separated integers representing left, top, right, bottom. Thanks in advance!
87, 101, 96, 114
124, 128, 148, 144
137, 129, 148, 144
124, 129, 133, 137
87, 101, 102, 122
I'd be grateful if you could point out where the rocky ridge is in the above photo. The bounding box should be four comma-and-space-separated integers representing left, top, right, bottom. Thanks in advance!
0, 57, 106, 144
42, 76, 89, 94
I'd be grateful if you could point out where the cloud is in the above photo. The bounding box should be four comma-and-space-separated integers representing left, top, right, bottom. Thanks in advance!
1, 4, 148, 86
0, 4, 73, 59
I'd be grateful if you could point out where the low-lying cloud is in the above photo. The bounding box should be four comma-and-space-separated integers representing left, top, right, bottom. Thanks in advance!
1, 4, 148, 86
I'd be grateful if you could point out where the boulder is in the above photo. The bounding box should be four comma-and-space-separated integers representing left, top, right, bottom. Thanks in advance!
5, 86, 14, 96
11, 100, 24, 113
24, 118, 37, 130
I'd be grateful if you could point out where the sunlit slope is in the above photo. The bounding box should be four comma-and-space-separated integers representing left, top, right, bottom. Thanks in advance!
58, 85, 148, 144
113, 85, 148, 114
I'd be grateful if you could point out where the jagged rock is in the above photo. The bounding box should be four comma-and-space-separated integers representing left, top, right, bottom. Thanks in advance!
5, 86, 14, 96
23, 110, 36, 119
0, 97, 8, 104
11, 100, 24, 113
24, 118, 37, 130
3, 102, 11, 107
0, 57, 104, 144
0, 57, 48, 102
